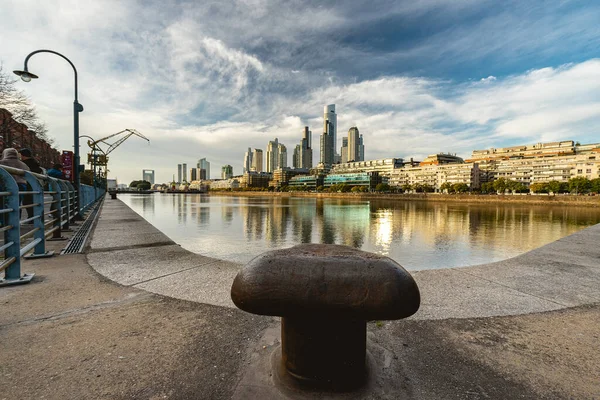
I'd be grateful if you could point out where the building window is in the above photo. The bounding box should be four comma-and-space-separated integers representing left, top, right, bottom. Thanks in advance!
577, 169, 583, 174
586, 169, 592, 174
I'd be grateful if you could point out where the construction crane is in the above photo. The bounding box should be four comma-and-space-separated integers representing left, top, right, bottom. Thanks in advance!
84, 129, 149, 186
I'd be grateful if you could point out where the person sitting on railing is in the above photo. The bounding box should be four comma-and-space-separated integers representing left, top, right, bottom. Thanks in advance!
47, 164, 64, 180
0, 148, 30, 212
19, 148, 43, 219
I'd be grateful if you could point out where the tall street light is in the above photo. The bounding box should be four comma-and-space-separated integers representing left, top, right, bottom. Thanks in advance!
14, 49, 84, 217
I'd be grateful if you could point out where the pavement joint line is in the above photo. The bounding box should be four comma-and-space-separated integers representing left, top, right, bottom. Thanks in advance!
130, 260, 225, 287
451, 267, 571, 308
88, 241, 176, 253
1, 292, 153, 328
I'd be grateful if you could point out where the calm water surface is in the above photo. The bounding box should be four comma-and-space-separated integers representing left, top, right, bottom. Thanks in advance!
119, 194, 600, 270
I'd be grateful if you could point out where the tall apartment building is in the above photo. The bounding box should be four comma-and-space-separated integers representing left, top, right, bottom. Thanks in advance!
266, 138, 279, 173
320, 119, 335, 167
177, 164, 182, 183
341, 137, 348, 164
359, 134, 364, 161
293, 144, 301, 169
324, 105, 337, 160
197, 158, 210, 179
222, 164, 233, 179
243, 148, 253, 173
190, 168, 198, 181
300, 126, 312, 169
142, 169, 155, 184
278, 143, 287, 169
347, 127, 361, 162
252, 148, 263, 172
182, 163, 187, 182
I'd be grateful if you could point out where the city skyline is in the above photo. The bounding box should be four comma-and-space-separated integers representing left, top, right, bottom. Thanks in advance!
1, 1, 599, 184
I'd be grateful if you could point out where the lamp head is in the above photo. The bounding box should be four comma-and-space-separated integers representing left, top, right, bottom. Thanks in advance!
13, 69, 39, 82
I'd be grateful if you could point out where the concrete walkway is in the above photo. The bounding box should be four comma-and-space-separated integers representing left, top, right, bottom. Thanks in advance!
2, 198, 599, 399
89, 198, 600, 320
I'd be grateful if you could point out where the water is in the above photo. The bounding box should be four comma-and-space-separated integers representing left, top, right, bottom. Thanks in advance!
119, 193, 600, 270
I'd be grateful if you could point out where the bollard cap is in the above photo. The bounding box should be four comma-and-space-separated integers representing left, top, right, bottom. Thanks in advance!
231, 244, 420, 320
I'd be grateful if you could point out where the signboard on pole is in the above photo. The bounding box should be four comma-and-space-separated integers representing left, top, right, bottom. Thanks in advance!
62, 150, 74, 182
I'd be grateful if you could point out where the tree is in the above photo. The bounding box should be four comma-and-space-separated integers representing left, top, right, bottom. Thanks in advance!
137, 181, 151, 190
351, 186, 362, 193
590, 178, 600, 194
529, 182, 549, 194
481, 182, 494, 194
547, 180, 564, 194
507, 180, 527, 193
375, 183, 390, 192
440, 182, 453, 193
568, 177, 591, 194
401, 184, 411, 193
452, 183, 469, 193
492, 178, 509, 193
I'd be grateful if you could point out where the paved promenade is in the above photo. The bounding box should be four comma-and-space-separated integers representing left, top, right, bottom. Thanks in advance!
0, 197, 598, 399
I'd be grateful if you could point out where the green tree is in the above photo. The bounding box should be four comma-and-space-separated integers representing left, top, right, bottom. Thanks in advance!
440, 182, 453, 193
137, 181, 151, 190
401, 184, 412, 193
129, 180, 141, 188
568, 177, 591, 194
452, 183, 469, 193
547, 180, 563, 194
529, 182, 549, 194
590, 178, 600, 194
375, 183, 390, 192
480, 182, 494, 194
507, 180, 527, 193
351, 186, 362, 193
492, 178, 509, 193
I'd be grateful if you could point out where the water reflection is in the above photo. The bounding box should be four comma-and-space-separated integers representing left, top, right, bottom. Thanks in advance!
121, 194, 600, 270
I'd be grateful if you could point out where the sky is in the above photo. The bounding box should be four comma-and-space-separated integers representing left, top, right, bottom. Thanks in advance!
1, 0, 599, 183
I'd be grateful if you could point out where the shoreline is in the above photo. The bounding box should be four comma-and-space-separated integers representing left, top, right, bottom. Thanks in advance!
205, 190, 600, 207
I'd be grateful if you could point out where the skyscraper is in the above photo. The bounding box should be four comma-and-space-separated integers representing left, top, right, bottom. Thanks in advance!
293, 144, 301, 169
341, 137, 348, 164
222, 165, 233, 179
348, 127, 360, 162
266, 138, 279, 173
182, 163, 187, 182
300, 126, 312, 169
320, 118, 335, 167
142, 169, 155, 184
190, 168, 198, 181
252, 149, 263, 172
243, 148, 253, 173
358, 134, 364, 161
198, 158, 210, 179
278, 143, 287, 169
177, 164, 182, 183
324, 105, 337, 160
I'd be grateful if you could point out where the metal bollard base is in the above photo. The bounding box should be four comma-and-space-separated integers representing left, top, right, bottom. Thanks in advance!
0, 273, 35, 287
24, 251, 55, 259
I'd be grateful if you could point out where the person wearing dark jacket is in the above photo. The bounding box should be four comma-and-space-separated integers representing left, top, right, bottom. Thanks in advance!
18, 148, 43, 219
0, 148, 30, 217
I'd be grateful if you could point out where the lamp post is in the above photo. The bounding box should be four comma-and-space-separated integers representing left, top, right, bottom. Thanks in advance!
14, 49, 84, 217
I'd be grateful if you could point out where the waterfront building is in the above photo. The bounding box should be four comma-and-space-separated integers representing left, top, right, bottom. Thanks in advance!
240, 171, 271, 189
200, 169, 207, 180
182, 163, 188, 182
330, 158, 404, 178
389, 163, 481, 191
270, 167, 310, 188
419, 153, 464, 165
243, 148, 253, 173
324, 172, 384, 191
320, 120, 335, 167
278, 143, 287, 169
300, 126, 313, 169
266, 138, 279, 173
190, 168, 198, 181
293, 145, 301, 169
177, 164, 182, 183
341, 137, 348, 164
288, 174, 325, 190
198, 158, 210, 179
252, 149, 263, 172
359, 134, 364, 161
142, 169, 155, 184
347, 127, 360, 162
210, 178, 240, 190
222, 165, 233, 179
323, 104, 337, 160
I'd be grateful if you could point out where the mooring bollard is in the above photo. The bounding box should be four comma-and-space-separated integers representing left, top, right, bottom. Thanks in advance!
231, 244, 420, 391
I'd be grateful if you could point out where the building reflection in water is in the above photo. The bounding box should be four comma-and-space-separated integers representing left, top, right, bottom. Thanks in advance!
118, 194, 600, 270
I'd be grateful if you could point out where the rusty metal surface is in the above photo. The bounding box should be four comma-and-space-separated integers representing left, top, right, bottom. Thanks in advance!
231, 244, 420, 321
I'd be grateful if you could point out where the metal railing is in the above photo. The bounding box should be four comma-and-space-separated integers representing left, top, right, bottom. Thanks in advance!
0, 165, 104, 286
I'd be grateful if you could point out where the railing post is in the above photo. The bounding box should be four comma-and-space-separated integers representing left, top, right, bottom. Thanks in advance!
22, 171, 53, 258
0, 167, 34, 286
47, 177, 66, 241
60, 180, 71, 231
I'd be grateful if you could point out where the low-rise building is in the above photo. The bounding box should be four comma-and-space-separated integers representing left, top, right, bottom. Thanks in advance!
240, 172, 271, 189
329, 158, 404, 178
389, 163, 481, 191
288, 174, 325, 190
324, 172, 384, 190
270, 168, 310, 188
209, 178, 240, 190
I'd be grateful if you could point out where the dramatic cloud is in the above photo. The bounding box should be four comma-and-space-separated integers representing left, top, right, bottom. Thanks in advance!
0, 0, 599, 182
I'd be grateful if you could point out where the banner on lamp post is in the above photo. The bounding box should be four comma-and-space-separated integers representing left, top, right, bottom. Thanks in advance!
61, 150, 74, 182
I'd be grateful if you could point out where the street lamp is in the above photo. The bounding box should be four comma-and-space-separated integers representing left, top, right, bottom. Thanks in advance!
14, 49, 84, 217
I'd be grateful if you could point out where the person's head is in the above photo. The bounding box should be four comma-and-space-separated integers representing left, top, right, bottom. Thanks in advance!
53, 163, 63, 170
2, 147, 19, 159
19, 148, 33, 159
